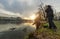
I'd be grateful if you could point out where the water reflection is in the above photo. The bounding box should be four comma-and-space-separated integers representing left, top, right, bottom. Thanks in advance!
0, 23, 36, 39
0, 23, 36, 32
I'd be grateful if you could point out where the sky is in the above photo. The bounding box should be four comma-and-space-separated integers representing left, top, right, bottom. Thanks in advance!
0, 0, 60, 17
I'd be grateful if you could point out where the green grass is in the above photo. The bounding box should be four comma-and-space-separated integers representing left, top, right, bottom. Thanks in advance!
25, 21, 60, 39
25, 27, 60, 39
54, 21, 60, 34
43, 21, 60, 34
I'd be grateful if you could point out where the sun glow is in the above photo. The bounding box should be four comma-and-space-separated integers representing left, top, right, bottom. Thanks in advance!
23, 14, 37, 21
29, 14, 36, 20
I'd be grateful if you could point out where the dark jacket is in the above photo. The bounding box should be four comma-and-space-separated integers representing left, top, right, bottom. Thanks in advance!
45, 7, 54, 18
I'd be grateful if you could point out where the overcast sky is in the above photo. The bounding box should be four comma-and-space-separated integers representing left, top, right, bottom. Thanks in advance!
0, 0, 60, 17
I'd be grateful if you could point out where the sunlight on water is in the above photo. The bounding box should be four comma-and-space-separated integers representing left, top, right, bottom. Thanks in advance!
24, 23, 36, 28
0, 23, 36, 32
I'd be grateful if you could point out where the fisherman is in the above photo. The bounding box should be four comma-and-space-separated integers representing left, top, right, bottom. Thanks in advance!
45, 5, 57, 31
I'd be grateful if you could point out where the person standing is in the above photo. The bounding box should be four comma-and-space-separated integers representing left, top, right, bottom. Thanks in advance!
45, 5, 57, 31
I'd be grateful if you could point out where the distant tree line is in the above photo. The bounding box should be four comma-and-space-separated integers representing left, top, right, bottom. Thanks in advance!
0, 17, 32, 24
0, 17, 23, 24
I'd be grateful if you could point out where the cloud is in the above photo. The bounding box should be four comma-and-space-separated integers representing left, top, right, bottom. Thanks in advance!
0, 0, 40, 17
0, 0, 60, 17
0, 3, 4, 9
0, 9, 23, 17
6, 0, 14, 5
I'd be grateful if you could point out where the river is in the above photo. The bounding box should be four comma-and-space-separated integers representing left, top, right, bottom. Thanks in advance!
0, 23, 36, 39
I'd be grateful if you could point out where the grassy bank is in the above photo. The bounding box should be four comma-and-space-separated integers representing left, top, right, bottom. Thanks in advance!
54, 21, 60, 34
25, 21, 60, 39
